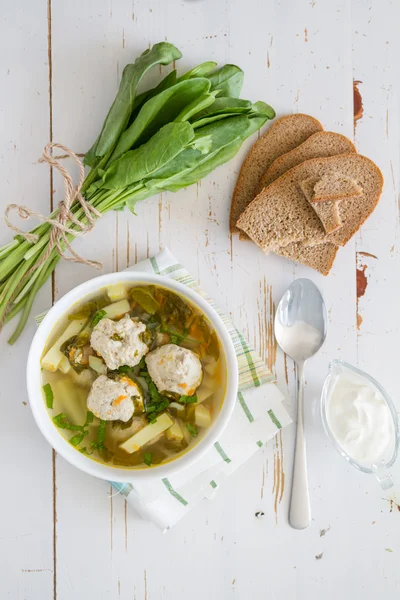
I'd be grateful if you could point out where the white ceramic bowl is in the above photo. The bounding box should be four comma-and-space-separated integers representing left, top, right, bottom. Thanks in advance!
27, 272, 238, 482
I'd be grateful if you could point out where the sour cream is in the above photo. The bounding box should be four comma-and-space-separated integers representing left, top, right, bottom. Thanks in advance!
325, 363, 395, 465
274, 320, 323, 361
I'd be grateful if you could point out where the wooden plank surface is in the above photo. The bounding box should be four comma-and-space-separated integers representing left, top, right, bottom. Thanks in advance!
0, 2, 54, 598
0, 0, 399, 598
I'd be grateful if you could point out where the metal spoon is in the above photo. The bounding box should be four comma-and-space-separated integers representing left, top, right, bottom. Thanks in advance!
274, 279, 327, 530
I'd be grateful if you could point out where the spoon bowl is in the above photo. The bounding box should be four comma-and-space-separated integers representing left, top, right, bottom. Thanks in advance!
275, 278, 327, 529
275, 278, 327, 363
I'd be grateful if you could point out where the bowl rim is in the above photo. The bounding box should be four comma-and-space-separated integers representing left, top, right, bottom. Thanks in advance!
27, 271, 238, 482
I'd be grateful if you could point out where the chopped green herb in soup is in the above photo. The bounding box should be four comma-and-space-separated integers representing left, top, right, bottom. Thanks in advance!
41, 283, 225, 468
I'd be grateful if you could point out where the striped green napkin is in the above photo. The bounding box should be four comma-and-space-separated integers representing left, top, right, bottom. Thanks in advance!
110, 248, 291, 531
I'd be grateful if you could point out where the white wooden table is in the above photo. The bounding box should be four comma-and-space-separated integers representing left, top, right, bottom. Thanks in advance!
1, 1, 399, 598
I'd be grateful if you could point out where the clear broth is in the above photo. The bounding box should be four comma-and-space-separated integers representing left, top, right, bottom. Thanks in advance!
41, 283, 226, 469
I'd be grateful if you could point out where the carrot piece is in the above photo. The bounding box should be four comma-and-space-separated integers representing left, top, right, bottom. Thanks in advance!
113, 395, 127, 406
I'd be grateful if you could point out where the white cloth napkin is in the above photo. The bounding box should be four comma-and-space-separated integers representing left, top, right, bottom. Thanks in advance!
109, 248, 291, 531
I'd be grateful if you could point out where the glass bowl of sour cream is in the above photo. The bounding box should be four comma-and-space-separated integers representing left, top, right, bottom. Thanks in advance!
321, 359, 400, 489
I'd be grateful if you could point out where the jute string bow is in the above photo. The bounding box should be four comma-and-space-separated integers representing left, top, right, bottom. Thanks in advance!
5, 142, 102, 270
2, 143, 102, 326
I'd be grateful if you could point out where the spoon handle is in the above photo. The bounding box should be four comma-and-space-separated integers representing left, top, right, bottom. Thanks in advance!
289, 362, 311, 530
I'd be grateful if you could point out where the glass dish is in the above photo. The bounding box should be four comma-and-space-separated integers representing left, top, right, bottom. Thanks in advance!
320, 359, 400, 489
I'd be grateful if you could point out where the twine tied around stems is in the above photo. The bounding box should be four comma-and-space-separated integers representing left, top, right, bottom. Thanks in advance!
1, 143, 103, 330
5, 142, 102, 270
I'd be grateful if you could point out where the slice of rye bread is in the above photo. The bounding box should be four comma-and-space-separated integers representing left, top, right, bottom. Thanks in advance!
299, 171, 363, 238
238, 130, 356, 241
255, 132, 356, 237
236, 154, 383, 252
257, 131, 356, 191
299, 177, 342, 234
276, 242, 338, 276
229, 113, 323, 234
312, 171, 363, 202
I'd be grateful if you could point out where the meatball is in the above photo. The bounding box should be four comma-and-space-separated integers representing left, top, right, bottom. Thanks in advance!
145, 344, 203, 395
87, 375, 143, 422
90, 314, 149, 370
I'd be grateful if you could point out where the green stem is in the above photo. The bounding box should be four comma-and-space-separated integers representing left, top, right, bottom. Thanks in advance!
13, 260, 48, 304
80, 148, 113, 195
0, 239, 20, 260
0, 241, 31, 282
0, 251, 40, 323
93, 185, 145, 214
0, 265, 18, 304
0, 208, 59, 266
22, 193, 103, 265
8, 255, 60, 345
4, 295, 28, 324
0, 182, 144, 339
95, 189, 124, 212
23, 233, 50, 262
22, 201, 85, 262
2, 186, 119, 282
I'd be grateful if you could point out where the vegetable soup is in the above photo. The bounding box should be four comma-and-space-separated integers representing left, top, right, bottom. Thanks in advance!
41, 283, 226, 469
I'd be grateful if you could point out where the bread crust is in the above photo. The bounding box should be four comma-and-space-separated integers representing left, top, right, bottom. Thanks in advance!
258, 131, 356, 191
236, 153, 383, 274
229, 114, 323, 233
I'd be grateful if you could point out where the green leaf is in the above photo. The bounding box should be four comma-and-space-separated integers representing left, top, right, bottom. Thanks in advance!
53, 413, 68, 427
138, 114, 268, 193
251, 101, 276, 119
88, 419, 107, 453
88, 42, 182, 160
186, 423, 198, 437
157, 141, 241, 192
159, 324, 199, 346
145, 385, 170, 423
157, 142, 242, 190
186, 114, 270, 185
148, 116, 252, 177
97, 420, 107, 445
53, 413, 85, 432
193, 97, 253, 119
207, 65, 244, 97
70, 431, 88, 447
179, 394, 198, 404
67, 302, 95, 320
125, 112, 268, 212
91, 309, 107, 327
131, 286, 160, 314
143, 452, 152, 466
109, 78, 210, 163
177, 61, 217, 81
189, 135, 213, 154
192, 112, 238, 130
192, 99, 275, 130
43, 383, 54, 409
174, 91, 219, 123
60, 332, 91, 374
148, 381, 160, 403
85, 411, 94, 425
102, 122, 195, 190
130, 70, 177, 121
83, 134, 101, 167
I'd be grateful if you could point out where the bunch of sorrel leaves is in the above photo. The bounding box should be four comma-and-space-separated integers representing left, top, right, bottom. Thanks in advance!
0, 42, 274, 343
